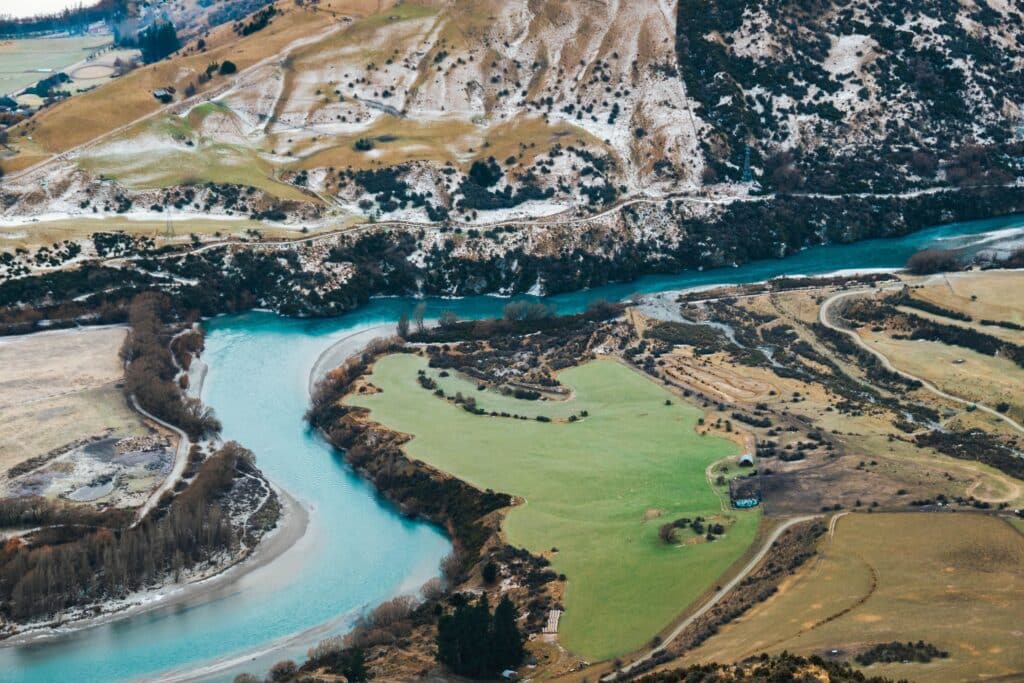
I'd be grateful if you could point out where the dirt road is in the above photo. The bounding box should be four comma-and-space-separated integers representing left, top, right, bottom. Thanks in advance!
130, 396, 192, 526
608, 514, 818, 679
818, 287, 1024, 435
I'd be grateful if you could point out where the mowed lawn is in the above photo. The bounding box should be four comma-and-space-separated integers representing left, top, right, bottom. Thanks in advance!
348, 355, 759, 661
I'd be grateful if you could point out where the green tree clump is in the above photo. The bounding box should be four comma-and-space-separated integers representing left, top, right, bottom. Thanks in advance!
436, 594, 524, 678
138, 21, 180, 64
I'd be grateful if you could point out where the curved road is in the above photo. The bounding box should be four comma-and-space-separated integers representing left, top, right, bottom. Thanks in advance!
818, 287, 1024, 435
129, 395, 192, 526
608, 514, 818, 680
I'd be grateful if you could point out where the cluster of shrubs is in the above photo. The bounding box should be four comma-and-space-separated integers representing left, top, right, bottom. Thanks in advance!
659, 516, 726, 544
896, 291, 971, 321
93, 231, 156, 257
643, 321, 727, 354
903, 317, 1024, 368
234, 5, 277, 36
633, 651, 901, 683
731, 411, 771, 428
906, 248, 963, 275
121, 293, 221, 440
916, 429, 1023, 481
21, 71, 70, 99
855, 640, 949, 665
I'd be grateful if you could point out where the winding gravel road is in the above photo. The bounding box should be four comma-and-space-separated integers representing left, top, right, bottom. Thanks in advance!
129, 396, 192, 526
818, 287, 1024, 435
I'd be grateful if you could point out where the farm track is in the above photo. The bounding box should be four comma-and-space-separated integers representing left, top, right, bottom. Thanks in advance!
609, 514, 818, 680
818, 287, 1024, 435
129, 395, 193, 526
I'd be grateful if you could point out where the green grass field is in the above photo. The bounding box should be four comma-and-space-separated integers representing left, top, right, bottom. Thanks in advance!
349, 355, 760, 661
0, 35, 111, 96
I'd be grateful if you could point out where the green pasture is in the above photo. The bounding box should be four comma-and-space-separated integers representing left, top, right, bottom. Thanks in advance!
0, 35, 110, 96
349, 355, 760, 661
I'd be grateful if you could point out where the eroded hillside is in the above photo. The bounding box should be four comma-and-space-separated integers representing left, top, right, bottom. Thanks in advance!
1, 0, 709, 225
3, 0, 1020, 229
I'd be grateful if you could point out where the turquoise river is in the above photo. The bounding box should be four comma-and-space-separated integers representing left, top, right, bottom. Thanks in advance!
1, 214, 1022, 682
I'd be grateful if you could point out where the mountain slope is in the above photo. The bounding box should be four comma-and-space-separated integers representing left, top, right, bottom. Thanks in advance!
0, 0, 1022, 232
677, 0, 1024, 191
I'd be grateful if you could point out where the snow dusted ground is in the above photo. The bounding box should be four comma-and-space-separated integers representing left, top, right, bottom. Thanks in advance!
2, 0, 718, 229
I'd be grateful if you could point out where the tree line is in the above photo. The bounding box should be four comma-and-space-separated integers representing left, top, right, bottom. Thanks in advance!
122, 292, 221, 440
0, 443, 250, 621
436, 593, 525, 678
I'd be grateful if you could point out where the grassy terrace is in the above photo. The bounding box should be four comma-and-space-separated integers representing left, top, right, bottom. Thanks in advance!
348, 355, 759, 661
684, 513, 1024, 683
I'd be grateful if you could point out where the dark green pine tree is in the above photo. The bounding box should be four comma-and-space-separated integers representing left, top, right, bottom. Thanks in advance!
489, 595, 525, 672
138, 21, 180, 64
436, 611, 463, 673
437, 594, 524, 678
339, 647, 368, 683
438, 594, 490, 677
463, 593, 492, 677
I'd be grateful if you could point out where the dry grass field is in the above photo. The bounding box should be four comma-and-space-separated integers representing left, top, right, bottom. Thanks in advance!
0, 213, 357, 252
859, 330, 1024, 424
291, 115, 604, 174
0, 0, 354, 168
0, 326, 148, 472
679, 513, 1024, 683
909, 270, 1024, 327
659, 343, 1022, 511
651, 283, 1024, 513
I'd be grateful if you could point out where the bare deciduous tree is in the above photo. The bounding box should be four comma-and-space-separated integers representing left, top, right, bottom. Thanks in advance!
413, 301, 427, 333
397, 310, 410, 338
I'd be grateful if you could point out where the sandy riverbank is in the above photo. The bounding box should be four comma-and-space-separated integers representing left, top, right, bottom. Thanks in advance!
2, 337, 309, 646
308, 323, 398, 394
1, 321, 392, 653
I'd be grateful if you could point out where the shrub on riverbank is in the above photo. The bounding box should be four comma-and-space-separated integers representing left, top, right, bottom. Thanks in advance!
906, 248, 963, 275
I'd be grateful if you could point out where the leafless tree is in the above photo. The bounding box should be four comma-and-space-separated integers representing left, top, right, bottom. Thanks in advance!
413, 301, 427, 333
